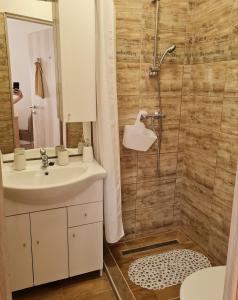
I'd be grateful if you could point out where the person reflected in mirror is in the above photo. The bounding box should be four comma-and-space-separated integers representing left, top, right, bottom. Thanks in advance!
12, 89, 23, 104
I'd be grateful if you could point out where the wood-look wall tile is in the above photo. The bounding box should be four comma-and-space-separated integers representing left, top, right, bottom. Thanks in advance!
0, 14, 14, 154
136, 204, 174, 234
213, 167, 236, 208
137, 152, 177, 181
66, 122, 83, 148
221, 97, 238, 136
174, 178, 183, 204
224, 60, 238, 97
191, 63, 227, 96
208, 229, 229, 265
182, 95, 223, 130
182, 65, 193, 95
120, 155, 138, 184
182, 177, 212, 217
181, 199, 210, 251
136, 179, 175, 209
217, 133, 238, 175
116, 37, 141, 63
184, 127, 219, 166
176, 152, 184, 178
208, 196, 232, 264
122, 184, 137, 212
210, 196, 232, 237
122, 210, 136, 238
230, 0, 238, 59
117, 63, 140, 96
115, 0, 143, 39
159, 64, 184, 97
194, 95, 223, 129
183, 151, 216, 190
158, 0, 188, 33
160, 124, 179, 153
118, 95, 139, 126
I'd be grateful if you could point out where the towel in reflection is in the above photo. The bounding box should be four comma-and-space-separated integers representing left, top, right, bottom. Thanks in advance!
35, 58, 45, 99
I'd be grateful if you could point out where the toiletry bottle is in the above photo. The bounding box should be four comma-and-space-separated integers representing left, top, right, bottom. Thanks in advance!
83, 139, 94, 163
78, 135, 85, 155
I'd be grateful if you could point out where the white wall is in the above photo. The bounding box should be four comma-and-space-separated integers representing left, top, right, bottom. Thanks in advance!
7, 19, 50, 129
0, 0, 52, 21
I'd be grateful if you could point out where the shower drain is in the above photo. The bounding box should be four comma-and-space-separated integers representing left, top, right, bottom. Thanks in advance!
121, 239, 179, 256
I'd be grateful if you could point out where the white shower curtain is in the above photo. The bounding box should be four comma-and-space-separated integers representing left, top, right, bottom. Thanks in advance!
93, 0, 124, 243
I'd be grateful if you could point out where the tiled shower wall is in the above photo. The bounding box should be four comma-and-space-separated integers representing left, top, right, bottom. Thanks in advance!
116, 0, 238, 265
115, 0, 189, 238
179, 0, 238, 264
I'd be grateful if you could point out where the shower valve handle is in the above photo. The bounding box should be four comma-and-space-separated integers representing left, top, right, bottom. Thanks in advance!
140, 111, 165, 121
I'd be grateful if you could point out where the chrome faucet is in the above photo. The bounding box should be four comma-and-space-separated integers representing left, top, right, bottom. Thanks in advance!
40, 148, 49, 169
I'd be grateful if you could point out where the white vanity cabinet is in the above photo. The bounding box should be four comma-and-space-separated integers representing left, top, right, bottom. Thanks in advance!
6, 214, 33, 292
30, 208, 68, 285
5, 180, 104, 292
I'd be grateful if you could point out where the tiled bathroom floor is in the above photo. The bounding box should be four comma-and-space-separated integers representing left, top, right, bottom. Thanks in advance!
12, 231, 212, 300
105, 230, 213, 300
12, 271, 116, 300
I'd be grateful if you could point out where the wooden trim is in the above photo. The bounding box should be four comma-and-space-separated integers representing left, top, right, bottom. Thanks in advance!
224, 165, 238, 300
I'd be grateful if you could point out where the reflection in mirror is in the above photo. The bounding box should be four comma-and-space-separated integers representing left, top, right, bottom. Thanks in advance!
6, 17, 60, 149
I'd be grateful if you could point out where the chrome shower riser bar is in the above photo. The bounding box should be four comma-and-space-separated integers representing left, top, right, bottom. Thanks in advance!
149, 0, 160, 77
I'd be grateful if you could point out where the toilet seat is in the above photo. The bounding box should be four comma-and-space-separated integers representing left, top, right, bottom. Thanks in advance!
180, 266, 226, 300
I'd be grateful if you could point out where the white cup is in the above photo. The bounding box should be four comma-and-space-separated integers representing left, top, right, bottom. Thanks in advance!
57, 150, 69, 166
14, 153, 26, 171
83, 146, 94, 163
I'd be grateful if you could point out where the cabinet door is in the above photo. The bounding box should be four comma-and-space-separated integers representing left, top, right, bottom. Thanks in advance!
6, 214, 33, 291
30, 208, 68, 285
54, 0, 96, 122
68, 222, 103, 277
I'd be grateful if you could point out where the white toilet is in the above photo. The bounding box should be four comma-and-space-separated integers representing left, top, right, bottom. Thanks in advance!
180, 266, 226, 300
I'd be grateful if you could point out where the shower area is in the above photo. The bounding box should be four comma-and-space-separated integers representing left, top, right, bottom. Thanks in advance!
105, 0, 238, 298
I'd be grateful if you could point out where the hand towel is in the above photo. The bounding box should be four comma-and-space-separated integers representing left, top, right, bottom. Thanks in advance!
35, 58, 45, 99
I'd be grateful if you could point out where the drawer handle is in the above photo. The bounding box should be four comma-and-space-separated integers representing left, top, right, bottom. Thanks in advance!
84, 213, 88, 217
36, 241, 40, 245
23, 243, 26, 248
73, 233, 76, 238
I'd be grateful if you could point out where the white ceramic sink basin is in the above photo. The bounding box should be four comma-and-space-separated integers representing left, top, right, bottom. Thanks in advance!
3, 158, 106, 204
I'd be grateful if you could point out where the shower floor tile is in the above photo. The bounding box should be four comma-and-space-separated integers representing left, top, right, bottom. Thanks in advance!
105, 230, 212, 300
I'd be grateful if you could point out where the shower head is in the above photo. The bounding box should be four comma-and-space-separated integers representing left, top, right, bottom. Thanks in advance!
159, 45, 176, 67
167, 45, 176, 53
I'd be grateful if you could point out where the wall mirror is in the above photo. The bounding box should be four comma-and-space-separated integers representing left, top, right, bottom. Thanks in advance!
0, 0, 87, 158
6, 15, 61, 150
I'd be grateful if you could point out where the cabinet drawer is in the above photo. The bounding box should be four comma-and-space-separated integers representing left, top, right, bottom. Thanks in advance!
68, 202, 103, 227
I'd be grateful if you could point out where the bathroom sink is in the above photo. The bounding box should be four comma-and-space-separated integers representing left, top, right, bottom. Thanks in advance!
3, 159, 106, 204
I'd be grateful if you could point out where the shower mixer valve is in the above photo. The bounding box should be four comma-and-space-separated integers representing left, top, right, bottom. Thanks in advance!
140, 111, 165, 121
149, 65, 160, 77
